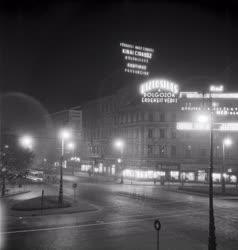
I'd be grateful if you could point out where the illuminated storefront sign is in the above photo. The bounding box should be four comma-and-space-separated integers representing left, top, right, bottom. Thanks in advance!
120, 42, 154, 76
176, 122, 238, 131
210, 85, 224, 92
180, 92, 238, 99
140, 79, 179, 104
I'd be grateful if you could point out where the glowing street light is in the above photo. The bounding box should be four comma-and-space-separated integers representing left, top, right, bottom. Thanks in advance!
114, 138, 125, 154
58, 128, 72, 207
19, 135, 34, 150
197, 114, 209, 124
221, 138, 233, 193
67, 142, 75, 151
223, 138, 232, 147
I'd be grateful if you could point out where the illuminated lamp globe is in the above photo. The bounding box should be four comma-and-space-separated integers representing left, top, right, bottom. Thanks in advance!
67, 142, 75, 151
59, 128, 71, 140
114, 139, 125, 150
197, 115, 209, 123
19, 135, 34, 150
223, 138, 232, 147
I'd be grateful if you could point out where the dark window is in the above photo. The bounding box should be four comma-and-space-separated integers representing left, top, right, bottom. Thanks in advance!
148, 128, 153, 138
159, 145, 167, 157
171, 145, 176, 157
160, 129, 165, 139
171, 129, 176, 139
149, 112, 153, 121
148, 145, 153, 156
185, 145, 192, 158
200, 148, 206, 158
160, 113, 165, 122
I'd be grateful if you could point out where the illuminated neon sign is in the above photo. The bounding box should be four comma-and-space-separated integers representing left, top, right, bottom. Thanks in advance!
210, 85, 224, 92
120, 42, 154, 76
140, 79, 179, 94
176, 122, 238, 131
140, 79, 179, 104
180, 92, 238, 99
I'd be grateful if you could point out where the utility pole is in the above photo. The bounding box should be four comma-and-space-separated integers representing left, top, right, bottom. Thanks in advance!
58, 138, 64, 207
208, 92, 216, 250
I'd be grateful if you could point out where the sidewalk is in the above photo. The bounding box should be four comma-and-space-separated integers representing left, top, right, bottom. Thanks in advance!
0, 184, 31, 198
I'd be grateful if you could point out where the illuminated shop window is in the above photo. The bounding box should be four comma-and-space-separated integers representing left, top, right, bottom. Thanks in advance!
181, 172, 195, 181
81, 165, 92, 172
212, 173, 221, 182
198, 170, 206, 182
170, 171, 179, 180
230, 175, 237, 183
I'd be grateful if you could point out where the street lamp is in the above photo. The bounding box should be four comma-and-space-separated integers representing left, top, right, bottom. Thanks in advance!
1, 145, 8, 197
197, 114, 209, 124
19, 135, 34, 150
58, 128, 72, 207
114, 139, 125, 184
67, 142, 75, 152
196, 100, 216, 249
221, 138, 232, 193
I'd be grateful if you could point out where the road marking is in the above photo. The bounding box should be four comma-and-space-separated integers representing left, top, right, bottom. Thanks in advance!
2, 209, 208, 235
1, 217, 156, 235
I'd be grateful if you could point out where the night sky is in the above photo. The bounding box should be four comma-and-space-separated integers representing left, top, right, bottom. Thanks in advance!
1, 0, 238, 113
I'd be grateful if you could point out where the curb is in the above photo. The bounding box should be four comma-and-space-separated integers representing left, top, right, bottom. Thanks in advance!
0, 190, 31, 198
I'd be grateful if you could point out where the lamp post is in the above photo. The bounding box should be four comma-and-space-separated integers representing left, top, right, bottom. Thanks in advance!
208, 105, 216, 250
196, 103, 216, 249
58, 128, 71, 207
221, 138, 232, 193
114, 139, 125, 184
1, 145, 9, 196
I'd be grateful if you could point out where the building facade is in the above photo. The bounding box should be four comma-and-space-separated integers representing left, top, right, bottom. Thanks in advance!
49, 107, 82, 166
80, 79, 238, 183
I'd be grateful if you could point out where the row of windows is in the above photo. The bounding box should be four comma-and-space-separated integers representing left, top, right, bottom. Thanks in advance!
147, 145, 176, 157
146, 145, 211, 158
115, 111, 176, 125
147, 128, 176, 139
84, 127, 177, 141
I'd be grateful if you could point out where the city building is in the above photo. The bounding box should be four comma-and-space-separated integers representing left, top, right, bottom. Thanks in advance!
49, 107, 82, 167
80, 78, 238, 183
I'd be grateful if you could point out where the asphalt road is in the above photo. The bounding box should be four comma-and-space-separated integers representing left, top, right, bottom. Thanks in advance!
1, 177, 238, 250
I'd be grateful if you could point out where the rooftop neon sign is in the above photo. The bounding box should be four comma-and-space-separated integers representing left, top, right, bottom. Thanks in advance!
139, 79, 179, 95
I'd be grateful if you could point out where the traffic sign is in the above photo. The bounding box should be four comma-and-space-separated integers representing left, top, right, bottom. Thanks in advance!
154, 219, 161, 231
72, 183, 77, 189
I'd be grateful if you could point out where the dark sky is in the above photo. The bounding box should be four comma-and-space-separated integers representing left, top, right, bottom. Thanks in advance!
1, 0, 238, 112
